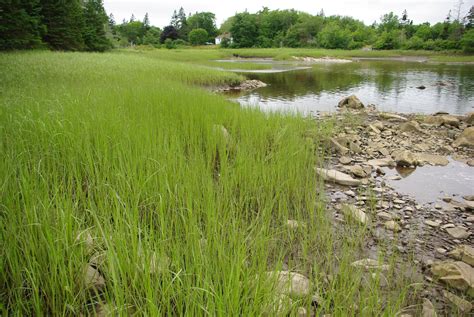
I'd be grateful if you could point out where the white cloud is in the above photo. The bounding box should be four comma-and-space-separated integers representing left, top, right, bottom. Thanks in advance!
104, 0, 474, 28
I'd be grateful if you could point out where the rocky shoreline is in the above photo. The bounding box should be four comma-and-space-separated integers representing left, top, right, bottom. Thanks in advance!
315, 95, 473, 315
214, 79, 268, 92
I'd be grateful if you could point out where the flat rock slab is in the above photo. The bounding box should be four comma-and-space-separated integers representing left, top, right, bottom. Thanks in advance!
367, 157, 396, 167
453, 127, 474, 148
449, 245, 474, 266
446, 227, 471, 239
415, 153, 449, 166
431, 261, 474, 297
443, 290, 473, 313
379, 112, 408, 121
315, 168, 362, 186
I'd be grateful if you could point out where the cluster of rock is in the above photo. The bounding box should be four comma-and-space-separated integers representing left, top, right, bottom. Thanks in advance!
315, 96, 473, 314
292, 56, 352, 64
216, 79, 267, 92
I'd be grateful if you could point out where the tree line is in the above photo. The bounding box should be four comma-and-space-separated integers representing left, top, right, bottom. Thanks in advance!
222, 7, 474, 52
1, 0, 111, 51
111, 8, 218, 48
1, 3, 473, 52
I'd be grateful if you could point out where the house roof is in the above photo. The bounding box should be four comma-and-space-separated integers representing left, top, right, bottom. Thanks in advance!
216, 32, 232, 39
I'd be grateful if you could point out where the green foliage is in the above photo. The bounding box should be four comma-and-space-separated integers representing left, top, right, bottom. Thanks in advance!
230, 12, 259, 48
117, 21, 145, 45
142, 27, 162, 46
219, 16, 235, 34
219, 8, 474, 51
461, 29, 474, 52
0, 0, 112, 51
0, 0, 44, 50
373, 30, 402, 49
220, 37, 230, 48
403, 36, 424, 50
378, 12, 399, 32
187, 12, 217, 42
317, 22, 351, 49
414, 23, 433, 41
170, 7, 188, 39
466, 6, 474, 29
40, 0, 85, 50
173, 39, 188, 46
160, 25, 179, 43
82, 0, 111, 51
0, 49, 430, 315
188, 28, 209, 45
164, 38, 176, 49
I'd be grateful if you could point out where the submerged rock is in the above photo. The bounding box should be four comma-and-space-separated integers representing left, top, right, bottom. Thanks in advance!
337, 95, 364, 109
315, 168, 362, 186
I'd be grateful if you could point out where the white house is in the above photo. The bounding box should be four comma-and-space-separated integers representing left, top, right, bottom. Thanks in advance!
215, 33, 233, 45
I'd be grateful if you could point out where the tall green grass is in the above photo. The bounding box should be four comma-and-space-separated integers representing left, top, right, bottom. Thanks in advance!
1, 51, 415, 315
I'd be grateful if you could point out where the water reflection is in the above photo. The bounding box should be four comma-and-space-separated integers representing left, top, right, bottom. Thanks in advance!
227, 61, 474, 115
382, 158, 474, 204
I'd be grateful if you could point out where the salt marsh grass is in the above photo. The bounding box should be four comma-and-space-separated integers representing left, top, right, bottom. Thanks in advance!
1, 51, 414, 315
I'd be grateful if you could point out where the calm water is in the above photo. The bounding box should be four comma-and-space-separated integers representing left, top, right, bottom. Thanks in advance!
223, 60, 474, 115
382, 158, 474, 204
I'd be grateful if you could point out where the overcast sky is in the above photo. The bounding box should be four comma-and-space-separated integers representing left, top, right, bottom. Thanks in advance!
104, 0, 474, 28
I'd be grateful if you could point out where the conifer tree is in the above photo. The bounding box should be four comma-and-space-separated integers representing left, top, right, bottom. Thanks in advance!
40, 0, 85, 50
82, 0, 111, 51
0, 0, 44, 49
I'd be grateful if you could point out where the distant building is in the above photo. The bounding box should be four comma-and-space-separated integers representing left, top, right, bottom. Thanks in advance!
215, 33, 233, 45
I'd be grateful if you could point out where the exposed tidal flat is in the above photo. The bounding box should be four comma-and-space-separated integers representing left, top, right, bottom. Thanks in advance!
1, 48, 473, 315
